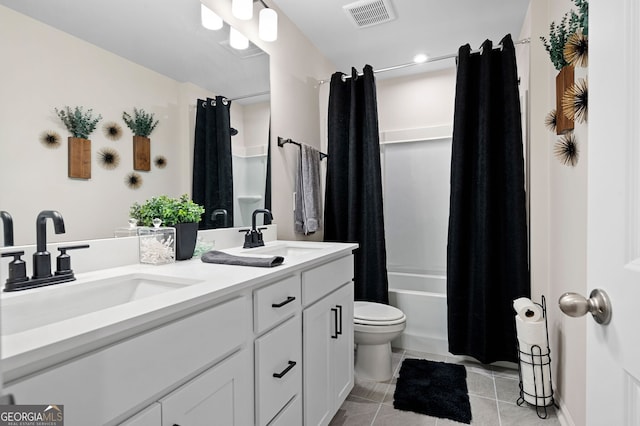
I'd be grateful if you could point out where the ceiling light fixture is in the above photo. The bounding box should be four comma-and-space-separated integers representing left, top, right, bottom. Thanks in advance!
201, 4, 223, 30
232, 0, 253, 20
229, 26, 249, 49
258, 5, 278, 42
413, 53, 428, 64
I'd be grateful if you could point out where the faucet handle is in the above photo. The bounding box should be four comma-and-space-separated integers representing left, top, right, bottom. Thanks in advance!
2, 251, 29, 286
58, 244, 90, 252
1, 250, 24, 258
55, 244, 89, 276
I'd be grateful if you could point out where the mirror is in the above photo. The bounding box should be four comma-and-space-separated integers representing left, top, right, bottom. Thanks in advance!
0, 0, 270, 245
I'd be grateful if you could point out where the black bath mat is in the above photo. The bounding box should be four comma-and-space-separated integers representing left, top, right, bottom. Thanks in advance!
393, 358, 472, 424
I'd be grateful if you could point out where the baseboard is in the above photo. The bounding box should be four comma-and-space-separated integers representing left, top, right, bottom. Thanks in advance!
392, 333, 449, 356
555, 397, 576, 426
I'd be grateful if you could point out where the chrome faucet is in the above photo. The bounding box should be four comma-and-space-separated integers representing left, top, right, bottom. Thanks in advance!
0, 211, 14, 246
242, 209, 273, 248
33, 210, 66, 279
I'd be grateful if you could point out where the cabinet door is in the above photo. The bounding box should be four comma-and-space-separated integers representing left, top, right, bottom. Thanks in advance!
331, 283, 354, 407
160, 349, 253, 426
303, 295, 334, 426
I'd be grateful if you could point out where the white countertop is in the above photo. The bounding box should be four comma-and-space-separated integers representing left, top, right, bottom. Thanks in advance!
1, 240, 357, 382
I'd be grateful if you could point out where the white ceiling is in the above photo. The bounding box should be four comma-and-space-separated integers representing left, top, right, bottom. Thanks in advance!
0, 0, 270, 103
272, 0, 531, 79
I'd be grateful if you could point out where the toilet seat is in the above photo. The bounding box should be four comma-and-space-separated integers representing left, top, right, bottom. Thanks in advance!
354, 301, 406, 326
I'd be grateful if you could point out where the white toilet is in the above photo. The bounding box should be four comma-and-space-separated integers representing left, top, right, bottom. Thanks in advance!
353, 301, 406, 382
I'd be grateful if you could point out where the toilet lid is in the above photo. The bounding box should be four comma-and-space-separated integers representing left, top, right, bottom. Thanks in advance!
354, 301, 405, 322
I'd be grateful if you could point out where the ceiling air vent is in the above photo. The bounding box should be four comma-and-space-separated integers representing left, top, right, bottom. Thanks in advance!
343, 0, 396, 29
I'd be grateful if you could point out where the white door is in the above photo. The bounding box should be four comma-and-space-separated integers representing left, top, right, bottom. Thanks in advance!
586, 0, 640, 424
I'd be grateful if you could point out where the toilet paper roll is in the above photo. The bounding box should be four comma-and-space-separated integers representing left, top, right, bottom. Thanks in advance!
518, 348, 550, 367
513, 297, 543, 322
515, 315, 547, 345
520, 362, 552, 387
523, 390, 553, 406
521, 371, 553, 406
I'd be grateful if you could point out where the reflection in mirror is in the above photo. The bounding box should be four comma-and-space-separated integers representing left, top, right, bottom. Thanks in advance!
0, 0, 270, 245
230, 99, 270, 229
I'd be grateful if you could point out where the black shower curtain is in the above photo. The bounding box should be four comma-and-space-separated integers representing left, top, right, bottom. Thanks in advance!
192, 96, 234, 229
324, 65, 389, 304
447, 35, 530, 364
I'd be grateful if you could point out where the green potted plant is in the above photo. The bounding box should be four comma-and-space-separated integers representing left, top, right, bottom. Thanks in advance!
130, 194, 205, 260
55, 106, 102, 179
122, 108, 159, 171
540, 11, 579, 71
540, 10, 580, 134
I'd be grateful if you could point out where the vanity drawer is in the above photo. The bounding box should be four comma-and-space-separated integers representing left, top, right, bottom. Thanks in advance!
255, 315, 302, 426
253, 275, 300, 334
302, 255, 354, 306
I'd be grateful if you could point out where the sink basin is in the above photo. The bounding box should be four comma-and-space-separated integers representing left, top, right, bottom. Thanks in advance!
1, 273, 202, 335
243, 242, 328, 258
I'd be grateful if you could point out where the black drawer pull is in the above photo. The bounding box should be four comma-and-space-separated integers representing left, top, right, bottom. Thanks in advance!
336, 304, 343, 335
273, 360, 297, 378
331, 307, 339, 339
272, 296, 296, 308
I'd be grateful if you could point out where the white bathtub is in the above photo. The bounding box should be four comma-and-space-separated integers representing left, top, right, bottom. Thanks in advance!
389, 271, 449, 356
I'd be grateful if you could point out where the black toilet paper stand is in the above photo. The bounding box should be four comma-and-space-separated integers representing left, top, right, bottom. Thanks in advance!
516, 295, 558, 419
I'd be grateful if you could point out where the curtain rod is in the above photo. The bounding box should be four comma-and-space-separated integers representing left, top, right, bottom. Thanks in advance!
229, 90, 270, 101
318, 38, 530, 84
277, 137, 328, 160
192, 91, 271, 108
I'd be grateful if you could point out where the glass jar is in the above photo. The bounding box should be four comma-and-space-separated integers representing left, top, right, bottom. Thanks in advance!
114, 218, 140, 238
137, 218, 175, 264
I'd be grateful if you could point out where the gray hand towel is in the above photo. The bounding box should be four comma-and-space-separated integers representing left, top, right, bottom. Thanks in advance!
294, 144, 322, 235
201, 250, 284, 267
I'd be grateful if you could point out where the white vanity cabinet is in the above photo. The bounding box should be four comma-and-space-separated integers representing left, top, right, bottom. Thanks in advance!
302, 256, 355, 426
5, 296, 253, 426
160, 348, 253, 426
120, 350, 253, 426
119, 404, 161, 426
2, 243, 356, 426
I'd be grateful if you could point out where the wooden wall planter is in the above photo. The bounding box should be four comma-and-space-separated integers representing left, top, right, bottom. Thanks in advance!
68, 137, 91, 179
555, 65, 575, 134
133, 136, 151, 171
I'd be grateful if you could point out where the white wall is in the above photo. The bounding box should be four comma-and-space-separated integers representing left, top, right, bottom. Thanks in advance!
529, 0, 587, 425
377, 68, 457, 131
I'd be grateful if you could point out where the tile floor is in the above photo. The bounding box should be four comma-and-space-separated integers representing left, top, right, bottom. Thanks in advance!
329, 348, 561, 426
